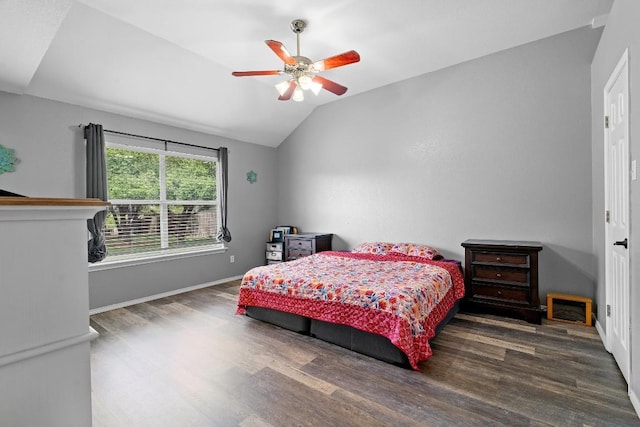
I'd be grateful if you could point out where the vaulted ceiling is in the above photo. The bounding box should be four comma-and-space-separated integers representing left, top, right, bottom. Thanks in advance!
0, 0, 612, 147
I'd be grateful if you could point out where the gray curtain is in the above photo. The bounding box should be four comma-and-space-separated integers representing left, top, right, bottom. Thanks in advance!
85, 123, 108, 262
216, 147, 231, 242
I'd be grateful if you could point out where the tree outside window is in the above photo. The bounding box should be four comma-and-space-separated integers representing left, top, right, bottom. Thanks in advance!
105, 145, 219, 258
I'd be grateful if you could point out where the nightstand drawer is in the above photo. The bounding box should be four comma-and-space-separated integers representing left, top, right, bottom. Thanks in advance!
472, 283, 530, 304
287, 239, 313, 250
266, 242, 283, 252
472, 251, 529, 266
288, 248, 312, 259
266, 251, 282, 261
472, 266, 529, 284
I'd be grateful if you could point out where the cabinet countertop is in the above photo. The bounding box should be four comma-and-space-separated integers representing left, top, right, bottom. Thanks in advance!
0, 196, 109, 207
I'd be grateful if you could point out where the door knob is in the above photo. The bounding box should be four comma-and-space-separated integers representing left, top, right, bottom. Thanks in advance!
613, 238, 628, 249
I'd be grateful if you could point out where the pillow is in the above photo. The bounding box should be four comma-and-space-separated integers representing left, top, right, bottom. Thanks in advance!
390, 242, 442, 260
352, 242, 395, 255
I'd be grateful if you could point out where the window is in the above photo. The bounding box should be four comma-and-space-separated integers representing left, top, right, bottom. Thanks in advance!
104, 143, 222, 260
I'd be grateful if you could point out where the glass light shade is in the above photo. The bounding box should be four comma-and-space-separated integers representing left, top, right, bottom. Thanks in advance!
292, 87, 304, 102
310, 81, 322, 95
297, 75, 312, 90
275, 80, 290, 96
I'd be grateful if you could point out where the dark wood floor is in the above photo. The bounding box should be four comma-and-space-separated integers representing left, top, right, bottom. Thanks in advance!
90, 280, 639, 426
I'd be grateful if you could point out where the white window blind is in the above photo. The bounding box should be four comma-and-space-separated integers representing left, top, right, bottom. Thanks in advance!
104, 142, 221, 259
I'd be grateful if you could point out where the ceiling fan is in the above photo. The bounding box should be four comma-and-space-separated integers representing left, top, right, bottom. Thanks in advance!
232, 19, 360, 102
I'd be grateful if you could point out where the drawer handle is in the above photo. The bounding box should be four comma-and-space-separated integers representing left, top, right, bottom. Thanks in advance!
495, 257, 502, 262
497, 290, 503, 296
496, 273, 502, 278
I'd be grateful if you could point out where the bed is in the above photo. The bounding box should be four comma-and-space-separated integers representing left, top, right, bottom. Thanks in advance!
236, 242, 465, 370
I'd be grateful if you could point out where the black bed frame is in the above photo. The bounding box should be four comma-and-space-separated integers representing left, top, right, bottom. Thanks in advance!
245, 302, 459, 368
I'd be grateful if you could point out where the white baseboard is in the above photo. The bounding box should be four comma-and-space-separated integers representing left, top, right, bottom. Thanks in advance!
89, 275, 244, 315
595, 318, 609, 351
630, 387, 640, 419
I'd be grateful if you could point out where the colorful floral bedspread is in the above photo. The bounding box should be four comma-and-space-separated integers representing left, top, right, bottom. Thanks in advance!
236, 251, 465, 370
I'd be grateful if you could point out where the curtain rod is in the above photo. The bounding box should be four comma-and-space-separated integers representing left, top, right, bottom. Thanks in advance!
78, 125, 220, 153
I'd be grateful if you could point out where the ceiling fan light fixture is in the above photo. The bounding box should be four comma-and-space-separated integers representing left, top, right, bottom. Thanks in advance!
292, 86, 304, 102
275, 80, 290, 96
310, 81, 322, 95
297, 75, 313, 90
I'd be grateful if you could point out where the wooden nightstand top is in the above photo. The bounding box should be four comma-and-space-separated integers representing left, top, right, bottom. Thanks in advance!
287, 232, 333, 238
462, 239, 542, 250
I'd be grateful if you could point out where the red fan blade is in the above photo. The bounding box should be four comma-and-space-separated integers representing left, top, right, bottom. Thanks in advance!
232, 70, 282, 77
278, 81, 297, 101
312, 76, 348, 96
265, 40, 297, 65
313, 50, 360, 71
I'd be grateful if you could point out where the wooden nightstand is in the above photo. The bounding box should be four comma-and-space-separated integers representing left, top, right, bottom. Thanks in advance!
461, 239, 543, 324
285, 233, 332, 261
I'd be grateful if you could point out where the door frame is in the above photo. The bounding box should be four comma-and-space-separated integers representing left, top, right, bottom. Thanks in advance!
603, 47, 630, 383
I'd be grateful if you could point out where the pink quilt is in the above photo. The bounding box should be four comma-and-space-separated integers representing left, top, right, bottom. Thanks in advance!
236, 251, 465, 370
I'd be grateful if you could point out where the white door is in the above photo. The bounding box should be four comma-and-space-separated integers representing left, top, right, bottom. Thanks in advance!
604, 48, 630, 384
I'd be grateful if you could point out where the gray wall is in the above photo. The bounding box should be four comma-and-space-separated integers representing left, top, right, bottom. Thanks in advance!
0, 92, 278, 309
591, 0, 640, 400
277, 26, 602, 300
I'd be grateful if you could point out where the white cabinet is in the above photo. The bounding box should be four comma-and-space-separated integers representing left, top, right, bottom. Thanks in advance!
0, 197, 108, 427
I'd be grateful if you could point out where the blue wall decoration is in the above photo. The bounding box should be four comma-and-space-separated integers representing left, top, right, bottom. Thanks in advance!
0, 144, 18, 175
246, 170, 257, 184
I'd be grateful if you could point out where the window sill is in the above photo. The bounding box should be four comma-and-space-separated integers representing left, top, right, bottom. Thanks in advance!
88, 245, 227, 272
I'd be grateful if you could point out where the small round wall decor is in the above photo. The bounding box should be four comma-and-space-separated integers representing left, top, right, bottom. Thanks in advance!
246, 170, 257, 184
0, 144, 18, 175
